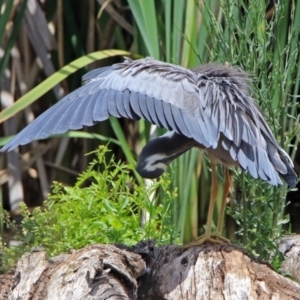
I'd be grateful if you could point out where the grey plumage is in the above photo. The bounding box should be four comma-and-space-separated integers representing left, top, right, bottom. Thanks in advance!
1, 57, 298, 187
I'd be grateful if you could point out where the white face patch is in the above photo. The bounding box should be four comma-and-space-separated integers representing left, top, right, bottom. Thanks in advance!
144, 154, 168, 172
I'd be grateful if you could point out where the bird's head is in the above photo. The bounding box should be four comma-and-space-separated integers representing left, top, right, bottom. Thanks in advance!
136, 152, 169, 179
136, 131, 194, 179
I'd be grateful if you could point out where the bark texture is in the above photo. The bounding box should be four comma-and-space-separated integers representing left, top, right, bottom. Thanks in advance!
0, 244, 145, 300
1, 242, 300, 300
136, 241, 300, 300
279, 235, 300, 283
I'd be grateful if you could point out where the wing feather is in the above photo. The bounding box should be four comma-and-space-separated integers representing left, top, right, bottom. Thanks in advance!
122, 90, 140, 120
129, 91, 143, 118
115, 91, 128, 118
58, 95, 89, 131
196, 64, 296, 186
182, 113, 210, 147
1, 57, 297, 187
92, 89, 109, 122
146, 96, 160, 125
107, 90, 121, 118
138, 94, 152, 121
162, 101, 176, 131
153, 100, 169, 129
31, 94, 80, 138
82, 66, 113, 82
82, 93, 98, 126
170, 105, 191, 138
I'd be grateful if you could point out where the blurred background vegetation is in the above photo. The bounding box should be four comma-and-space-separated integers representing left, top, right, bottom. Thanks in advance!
0, 0, 299, 268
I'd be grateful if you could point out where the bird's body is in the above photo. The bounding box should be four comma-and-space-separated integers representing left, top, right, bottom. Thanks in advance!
1, 57, 298, 244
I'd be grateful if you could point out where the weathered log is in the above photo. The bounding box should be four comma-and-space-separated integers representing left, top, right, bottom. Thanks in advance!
1, 242, 300, 300
0, 244, 145, 300
135, 241, 300, 299
279, 234, 300, 283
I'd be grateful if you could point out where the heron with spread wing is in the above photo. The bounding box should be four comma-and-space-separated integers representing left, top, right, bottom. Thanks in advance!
1, 57, 298, 245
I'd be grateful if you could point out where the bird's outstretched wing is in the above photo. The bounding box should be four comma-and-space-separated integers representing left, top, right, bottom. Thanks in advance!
194, 64, 296, 187
1, 57, 217, 151
1, 57, 297, 187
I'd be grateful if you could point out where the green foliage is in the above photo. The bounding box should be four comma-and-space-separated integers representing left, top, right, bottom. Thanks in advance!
228, 183, 288, 264
0, 210, 25, 273
0, 146, 178, 271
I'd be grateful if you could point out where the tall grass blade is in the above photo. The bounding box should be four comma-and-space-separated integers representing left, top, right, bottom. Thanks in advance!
0, 50, 130, 123
0, 0, 28, 80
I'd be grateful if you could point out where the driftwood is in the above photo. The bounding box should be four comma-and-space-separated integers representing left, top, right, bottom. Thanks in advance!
1, 241, 300, 300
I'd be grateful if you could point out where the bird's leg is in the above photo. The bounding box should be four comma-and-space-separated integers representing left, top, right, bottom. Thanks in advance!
216, 167, 231, 235
203, 159, 218, 239
207, 167, 231, 244
201, 160, 229, 243
182, 160, 230, 248
183, 159, 227, 248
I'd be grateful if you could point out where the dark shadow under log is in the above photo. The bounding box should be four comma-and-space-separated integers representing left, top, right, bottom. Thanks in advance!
1, 241, 300, 300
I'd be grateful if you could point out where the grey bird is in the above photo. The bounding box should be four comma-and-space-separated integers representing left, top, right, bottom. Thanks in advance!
1, 57, 298, 244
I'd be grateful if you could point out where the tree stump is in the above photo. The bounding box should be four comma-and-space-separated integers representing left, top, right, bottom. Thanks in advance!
1, 241, 300, 300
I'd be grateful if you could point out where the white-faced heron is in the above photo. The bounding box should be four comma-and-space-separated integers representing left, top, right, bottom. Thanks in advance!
1, 57, 298, 245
